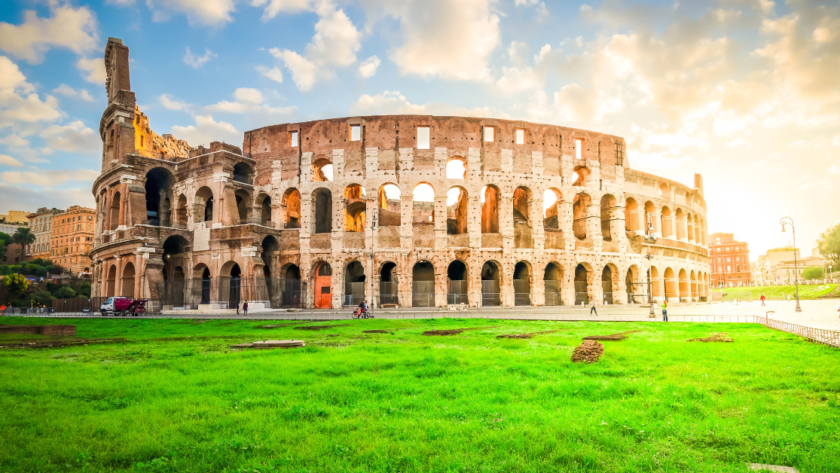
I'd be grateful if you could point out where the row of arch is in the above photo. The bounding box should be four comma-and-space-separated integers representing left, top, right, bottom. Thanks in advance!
625, 198, 706, 245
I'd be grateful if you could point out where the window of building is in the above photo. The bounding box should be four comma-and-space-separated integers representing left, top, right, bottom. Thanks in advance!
484, 126, 495, 142
615, 141, 624, 166
515, 129, 525, 144
417, 126, 430, 150
727, 265, 731, 272
289, 131, 298, 147
88, 216, 92, 221
350, 124, 361, 142
575, 138, 584, 160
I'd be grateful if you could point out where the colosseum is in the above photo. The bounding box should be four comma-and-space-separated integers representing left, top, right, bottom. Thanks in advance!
90, 38, 711, 311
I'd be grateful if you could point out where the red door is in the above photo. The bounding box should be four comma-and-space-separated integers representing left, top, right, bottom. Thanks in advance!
314, 263, 332, 309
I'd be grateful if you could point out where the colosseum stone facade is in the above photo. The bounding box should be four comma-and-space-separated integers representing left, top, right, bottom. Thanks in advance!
91, 38, 711, 311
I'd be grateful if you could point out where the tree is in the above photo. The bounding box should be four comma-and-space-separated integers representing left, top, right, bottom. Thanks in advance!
31, 291, 54, 306
11, 227, 35, 247
802, 267, 824, 280
3, 273, 28, 300
53, 286, 76, 299
817, 224, 840, 269
0, 233, 10, 260
79, 280, 91, 297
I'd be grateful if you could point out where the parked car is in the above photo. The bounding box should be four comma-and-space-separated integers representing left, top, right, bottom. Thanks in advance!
100, 297, 147, 317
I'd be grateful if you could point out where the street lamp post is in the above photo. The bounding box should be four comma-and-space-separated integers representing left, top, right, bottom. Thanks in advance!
780, 217, 801, 312
370, 211, 377, 318
643, 215, 657, 317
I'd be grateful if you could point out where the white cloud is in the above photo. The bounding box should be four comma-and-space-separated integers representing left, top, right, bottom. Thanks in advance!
1, 168, 100, 187
183, 47, 217, 68
0, 4, 99, 63
726, 137, 753, 149
0, 183, 95, 209
52, 84, 95, 102
39, 120, 100, 153
358, 56, 381, 78
270, 48, 320, 91
107, 0, 136, 5
0, 154, 23, 167
0, 91, 63, 129
76, 56, 106, 84
0, 134, 28, 147
159, 94, 190, 111
0, 56, 34, 93
256, 65, 283, 83
351, 90, 509, 118
252, 0, 314, 20
234, 88, 263, 104
145, 0, 237, 26
170, 115, 240, 147
205, 88, 297, 116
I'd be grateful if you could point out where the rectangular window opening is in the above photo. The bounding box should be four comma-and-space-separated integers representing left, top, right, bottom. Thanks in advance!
417, 126, 430, 150
515, 129, 525, 145
575, 138, 583, 160
289, 131, 299, 147
350, 125, 361, 142
484, 126, 495, 142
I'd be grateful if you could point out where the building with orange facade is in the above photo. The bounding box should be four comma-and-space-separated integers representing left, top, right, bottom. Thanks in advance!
709, 232, 751, 287
50, 206, 96, 275
27, 207, 63, 260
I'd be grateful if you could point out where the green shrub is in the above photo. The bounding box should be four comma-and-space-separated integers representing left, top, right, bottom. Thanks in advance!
3, 273, 28, 299
46, 265, 63, 275
0, 266, 11, 275
35, 267, 48, 277
46, 281, 60, 293
10, 298, 30, 307
23, 264, 38, 275
31, 291, 54, 305
79, 281, 92, 297
53, 287, 76, 299
802, 267, 824, 280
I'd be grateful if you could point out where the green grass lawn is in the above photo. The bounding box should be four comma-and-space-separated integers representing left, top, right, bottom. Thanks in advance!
716, 283, 838, 300
1, 317, 839, 472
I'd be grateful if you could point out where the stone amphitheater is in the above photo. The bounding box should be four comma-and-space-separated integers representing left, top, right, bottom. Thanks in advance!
91, 38, 711, 311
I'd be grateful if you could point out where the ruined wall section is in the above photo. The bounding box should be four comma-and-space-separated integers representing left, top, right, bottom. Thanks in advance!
133, 104, 191, 160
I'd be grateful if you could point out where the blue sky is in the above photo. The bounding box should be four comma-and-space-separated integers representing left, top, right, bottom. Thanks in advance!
1, 0, 839, 259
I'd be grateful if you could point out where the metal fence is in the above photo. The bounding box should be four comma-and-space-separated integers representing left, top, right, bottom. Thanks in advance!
412, 281, 435, 307
481, 280, 501, 306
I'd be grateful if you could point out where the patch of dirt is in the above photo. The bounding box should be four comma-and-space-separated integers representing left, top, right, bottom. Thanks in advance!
422, 326, 499, 336
583, 330, 642, 341
688, 333, 733, 343
571, 340, 604, 363
294, 325, 349, 331
0, 338, 126, 349
497, 330, 559, 339
363, 330, 392, 334
255, 324, 299, 329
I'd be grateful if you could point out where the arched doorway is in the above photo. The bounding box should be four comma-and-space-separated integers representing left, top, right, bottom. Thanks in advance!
513, 188, 532, 249
106, 264, 117, 297
679, 269, 689, 302
195, 187, 214, 223
481, 261, 501, 306
664, 267, 677, 301
171, 267, 185, 307
313, 188, 332, 234
200, 266, 211, 305
282, 265, 302, 307
602, 266, 614, 304
447, 260, 468, 305
625, 266, 638, 303
481, 186, 500, 233
144, 168, 174, 226
574, 264, 589, 305
121, 262, 135, 298
109, 192, 121, 231
313, 262, 332, 309
544, 263, 562, 306
226, 263, 242, 309
412, 261, 435, 307
379, 262, 398, 306
513, 261, 531, 306
344, 261, 365, 306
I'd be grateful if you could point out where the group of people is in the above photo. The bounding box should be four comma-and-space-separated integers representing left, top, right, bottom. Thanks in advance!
589, 298, 670, 321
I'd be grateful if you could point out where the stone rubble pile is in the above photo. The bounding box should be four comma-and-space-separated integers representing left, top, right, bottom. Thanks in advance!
571, 340, 604, 363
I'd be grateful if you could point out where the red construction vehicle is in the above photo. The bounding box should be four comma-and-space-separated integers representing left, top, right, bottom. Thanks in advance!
100, 297, 147, 317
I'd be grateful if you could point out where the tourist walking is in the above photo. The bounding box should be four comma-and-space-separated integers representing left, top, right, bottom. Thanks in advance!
243, 300, 248, 315
661, 300, 668, 321
760, 294, 766, 306
589, 299, 598, 316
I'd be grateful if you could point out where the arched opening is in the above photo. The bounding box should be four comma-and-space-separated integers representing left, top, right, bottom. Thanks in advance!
687, 214, 695, 242
379, 262, 398, 306
313, 262, 332, 309
679, 269, 689, 302
602, 265, 614, 304
344, 185, 366, 232
233, 162, 254, 185
644, 201, 656, 235
664, 267, 677, 301
174, 194, 188, 228
195, 264, 211, 305
235, 189, 252, 223
480, 261, 501, 306
446, 157, 467, 180
378, 184, 401, 227
412, 261, 435, 307
625, 266, 637, 303
513, 187, 532, 249
690, 269, 698, 301
195, 187, 214, 223
221, 263, 242, 309
676, 209, 686, 240
413, 183, 435, 224
260, 236, 280, 306
282, 189, 301, 229
600, 194, 617, 242
481, 185, 500, 233
574, 264, 590, 305
161, 236, 189, 307
121, 263, 135, 298
109, 192, 121, 231
660, 206, 673, 238
312, 159, 333, 182
144, 168, 175, 226
446, 187, 468, 235
282, 265, 302, 307
447, 260, 468, 305
106, 264, 117, 297
344, 261, 366, 306
649, 266, 660, 299
170, 266, 185, 307
256, 193, 272, 227
658, 182, 669, 198
625, 198, 639, 234
543, 189, 561, 229
573, 193, 591, 240
572, 166, 590, 186
513, 261, 531, 306
313, 188, 332, 234
544, 262, 563, 306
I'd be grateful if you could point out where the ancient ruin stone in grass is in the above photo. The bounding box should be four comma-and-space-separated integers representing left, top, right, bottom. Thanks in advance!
363, 330, 390, 334
230, 340, 305, 349
583, 330, 642, 341
687, 333, 733, 343
571, 340, 605, 363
